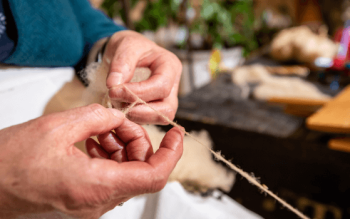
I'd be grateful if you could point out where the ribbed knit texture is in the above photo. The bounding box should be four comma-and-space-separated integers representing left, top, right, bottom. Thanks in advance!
4, 0, 125, 67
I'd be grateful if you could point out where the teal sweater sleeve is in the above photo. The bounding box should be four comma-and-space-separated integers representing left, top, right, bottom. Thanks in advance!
68, 0, 125, 49
3, 0, 125, 67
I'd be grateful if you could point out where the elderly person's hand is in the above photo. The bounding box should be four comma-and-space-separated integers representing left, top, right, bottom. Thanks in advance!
0, 104, 183, 219
103, 30, 182, 125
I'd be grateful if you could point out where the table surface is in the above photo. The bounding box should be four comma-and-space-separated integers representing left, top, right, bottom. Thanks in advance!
174, 72, 350, 219
176, 73, 304, 138
307, 85, 350, 133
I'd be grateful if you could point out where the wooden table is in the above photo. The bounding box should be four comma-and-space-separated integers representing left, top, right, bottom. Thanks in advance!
174, 73, 350, 219
307, 85, 350, 133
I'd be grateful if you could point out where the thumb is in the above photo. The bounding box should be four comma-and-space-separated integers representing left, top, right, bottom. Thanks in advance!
106, 127, 184, 195
52, 104, 125, 144
106, 33, 154, 89
106, 48, 141, 89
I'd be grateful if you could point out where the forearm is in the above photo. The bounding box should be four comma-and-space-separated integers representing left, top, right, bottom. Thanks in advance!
68, 0, 126, 46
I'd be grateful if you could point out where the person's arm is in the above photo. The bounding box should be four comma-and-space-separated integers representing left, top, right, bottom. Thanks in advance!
2, 0, 125, 67
68, 0, 125, 49
0, 104, 183, 218
70, 1, 183, 125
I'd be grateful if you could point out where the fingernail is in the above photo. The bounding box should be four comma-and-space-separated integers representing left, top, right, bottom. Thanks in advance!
108, 108, 124, 117
109, 72, 124, 85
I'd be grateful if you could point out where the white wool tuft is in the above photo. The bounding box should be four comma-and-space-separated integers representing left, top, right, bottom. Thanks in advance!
143, 125, 235, 192
232, 64, 330, 101
82, 61, 235, 192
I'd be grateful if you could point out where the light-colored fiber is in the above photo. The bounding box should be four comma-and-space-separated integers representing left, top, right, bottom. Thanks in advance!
143, 125, 235, 192
270, 26, 338, 68
83, 62, 309, 218
232, 64, 331, 101
121, 84, 310, 219
83, 63, 235, 192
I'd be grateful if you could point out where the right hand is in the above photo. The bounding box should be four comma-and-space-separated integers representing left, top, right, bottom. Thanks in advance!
0, 104, 183, 219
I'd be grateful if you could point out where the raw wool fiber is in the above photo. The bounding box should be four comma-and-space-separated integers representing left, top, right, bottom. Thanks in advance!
121, 84, 310, 219
83, 62, 310, 219
82, 62, 235, 193
232, 64, 331, 101
143, 125, 235, 192
270, 26, 338, 68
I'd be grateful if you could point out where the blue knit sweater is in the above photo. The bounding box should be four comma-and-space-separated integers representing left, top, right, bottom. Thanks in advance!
2, 0, 125, 67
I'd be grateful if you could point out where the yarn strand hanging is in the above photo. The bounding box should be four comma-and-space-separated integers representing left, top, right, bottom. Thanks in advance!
116, 84, 310, 219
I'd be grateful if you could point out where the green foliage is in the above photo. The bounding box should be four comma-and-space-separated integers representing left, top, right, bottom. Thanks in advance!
192, 0, 257, 53
101, 0, 122, 18
133, 0, 180, 32
101, 0, 257, 54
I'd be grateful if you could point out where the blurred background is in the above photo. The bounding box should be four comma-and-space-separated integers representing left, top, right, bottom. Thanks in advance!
91, 0, 349, 218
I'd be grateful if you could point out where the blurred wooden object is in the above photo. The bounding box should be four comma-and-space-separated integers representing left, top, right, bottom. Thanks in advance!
269, 97, 328, 106
121, 0, 134, 30
268, 97, 328, 117
328, 137, 350, 153
297, 0, 323, 25
265, 66, 309, 77
307, 85, 350, 133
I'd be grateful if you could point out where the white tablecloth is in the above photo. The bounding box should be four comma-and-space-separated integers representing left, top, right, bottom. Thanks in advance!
102, 182, 262, 219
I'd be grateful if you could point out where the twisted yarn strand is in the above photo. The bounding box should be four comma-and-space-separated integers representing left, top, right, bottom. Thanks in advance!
120, 84, 310, 219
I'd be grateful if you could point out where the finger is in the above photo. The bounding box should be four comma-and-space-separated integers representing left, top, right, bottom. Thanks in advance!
146, 127, 184, 175
125, 99, 177, 125
86, 138, 109, 159
106, 31, 156, 89
97, 132, 128, 163
122, 127, 184, 194
91, 127, 184, 196
45, 104, 125, 145
109, 49, 181, 103
114, 119, 153, 162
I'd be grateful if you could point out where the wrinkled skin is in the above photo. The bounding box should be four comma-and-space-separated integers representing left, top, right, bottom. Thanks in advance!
0, 104, 183, 219
105, 30, 182, 125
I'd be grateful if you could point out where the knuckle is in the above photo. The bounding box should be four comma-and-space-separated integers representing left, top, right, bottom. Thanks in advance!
121, 35, 136, 46
60, 185, 87, 210
109, 86, 129, 101
33, 116, 57, 134
88, 104, 108, 121
166, 108, 176, 121
175, 57, 183, 73
159, 77, 172, 96
148, 172, 167, 193
167, 51, 182, 70
34, 117, 51, 132
60, 180, 113, 211
159, 106, 176, 125
131, 125, 147, 141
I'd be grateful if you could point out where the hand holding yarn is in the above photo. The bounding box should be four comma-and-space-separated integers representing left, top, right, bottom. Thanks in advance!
103, 30, 182, 125
0, 104, 183, 218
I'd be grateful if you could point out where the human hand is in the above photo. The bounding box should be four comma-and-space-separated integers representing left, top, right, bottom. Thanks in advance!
104, 30, 182, 125
0, 104, 183, 219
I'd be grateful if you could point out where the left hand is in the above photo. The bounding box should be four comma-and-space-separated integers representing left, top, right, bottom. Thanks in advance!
103, 30, 182, 125
0, 104, 183, 219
